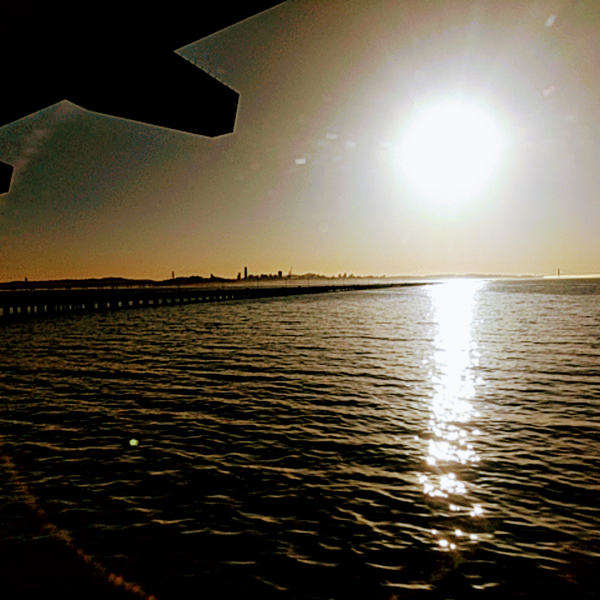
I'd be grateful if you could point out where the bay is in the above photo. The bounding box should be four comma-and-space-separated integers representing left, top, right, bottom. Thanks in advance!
1, 278, 599, 599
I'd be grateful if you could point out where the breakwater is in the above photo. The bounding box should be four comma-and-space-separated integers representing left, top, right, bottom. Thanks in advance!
0, 281, 420, 320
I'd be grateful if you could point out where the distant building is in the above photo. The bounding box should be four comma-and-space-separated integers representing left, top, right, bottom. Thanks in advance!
244, 267, 248, 279
278, 270, 283, 278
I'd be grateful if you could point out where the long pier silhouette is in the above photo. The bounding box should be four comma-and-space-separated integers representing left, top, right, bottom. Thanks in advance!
0, 281, 422, 321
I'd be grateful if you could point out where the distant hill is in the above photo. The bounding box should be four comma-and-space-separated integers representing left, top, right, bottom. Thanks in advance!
0, 275, 233, 291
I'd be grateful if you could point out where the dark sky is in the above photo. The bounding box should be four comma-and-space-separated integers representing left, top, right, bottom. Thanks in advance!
1, 0, 599, 281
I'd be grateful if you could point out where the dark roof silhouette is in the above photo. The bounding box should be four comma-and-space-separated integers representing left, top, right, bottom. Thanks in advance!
0, 0, 283, 192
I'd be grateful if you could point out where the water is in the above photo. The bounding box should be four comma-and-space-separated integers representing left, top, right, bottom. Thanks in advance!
1, 278, 599, 599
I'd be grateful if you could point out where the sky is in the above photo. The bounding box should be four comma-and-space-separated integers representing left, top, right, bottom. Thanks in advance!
1, 0, 599, 282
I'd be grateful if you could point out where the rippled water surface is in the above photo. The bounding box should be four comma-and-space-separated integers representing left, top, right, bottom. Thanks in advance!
1, 278, 600, 599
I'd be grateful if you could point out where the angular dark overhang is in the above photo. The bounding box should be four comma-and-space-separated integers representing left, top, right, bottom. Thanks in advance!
0, 1, 285, 192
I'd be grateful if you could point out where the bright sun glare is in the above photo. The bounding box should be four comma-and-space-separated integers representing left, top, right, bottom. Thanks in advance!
400, 102, 503, 204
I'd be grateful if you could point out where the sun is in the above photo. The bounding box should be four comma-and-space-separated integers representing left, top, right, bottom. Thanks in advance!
400, 101, 503, 204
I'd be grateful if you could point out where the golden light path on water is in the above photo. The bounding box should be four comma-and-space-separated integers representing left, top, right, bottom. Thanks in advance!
419, 280, 485, 552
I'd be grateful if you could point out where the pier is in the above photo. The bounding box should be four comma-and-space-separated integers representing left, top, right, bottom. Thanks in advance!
0, 281, 420, 321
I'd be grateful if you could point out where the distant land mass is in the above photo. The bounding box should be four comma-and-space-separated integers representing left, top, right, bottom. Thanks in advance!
0, 274, 367, 291
0, 275, 230, 291
0, 273, 545, 291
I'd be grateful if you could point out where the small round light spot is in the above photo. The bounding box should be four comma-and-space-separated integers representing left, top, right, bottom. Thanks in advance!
129, 439, 139, 447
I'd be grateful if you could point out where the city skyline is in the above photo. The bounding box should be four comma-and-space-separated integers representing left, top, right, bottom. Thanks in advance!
2, 0, 600, 281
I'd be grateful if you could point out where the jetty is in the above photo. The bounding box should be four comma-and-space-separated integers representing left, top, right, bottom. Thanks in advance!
0, 280, 421, 321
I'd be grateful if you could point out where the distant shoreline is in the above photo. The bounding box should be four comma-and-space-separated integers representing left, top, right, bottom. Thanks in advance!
0, 272, 549, 291
543, 273, 600, 279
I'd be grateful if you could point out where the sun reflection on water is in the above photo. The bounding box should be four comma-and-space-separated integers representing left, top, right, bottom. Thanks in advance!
419, 280, 485, 550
